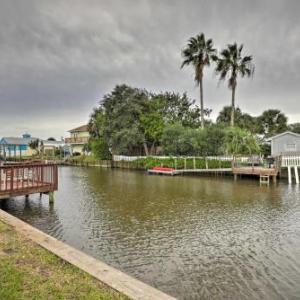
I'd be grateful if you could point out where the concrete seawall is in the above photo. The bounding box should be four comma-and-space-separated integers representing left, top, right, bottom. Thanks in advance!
0, 209, 176, 300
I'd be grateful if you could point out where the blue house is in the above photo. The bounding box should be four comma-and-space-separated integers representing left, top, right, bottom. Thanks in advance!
0, 134, 38, 158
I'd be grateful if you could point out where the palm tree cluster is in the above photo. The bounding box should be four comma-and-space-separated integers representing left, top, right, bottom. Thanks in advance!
181, 33, 254, 127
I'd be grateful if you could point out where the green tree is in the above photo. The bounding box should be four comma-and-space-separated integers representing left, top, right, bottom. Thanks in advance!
90, 138, 111, 160
152, 92, 202, 128
217, 106, 243, 125
29, 139, 40, 155
101, 85, 149, 155
224, 127, 260, 155
217, 106, 258, 133
204, 124, 226, 155
88, 107, 106, 139
88, 85, 202, 156
257, 109, 288, 137
213, 43, 254, 126
181, 33, 216, 128
161, 123, 225, 156
288, 123, 300, 134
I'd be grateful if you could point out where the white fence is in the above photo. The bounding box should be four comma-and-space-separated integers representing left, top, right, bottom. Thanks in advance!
281, 155, 300, 167
113, 155, 260, 162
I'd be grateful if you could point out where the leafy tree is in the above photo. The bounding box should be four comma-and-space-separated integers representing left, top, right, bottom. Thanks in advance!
181, 33, 216, 128
217, 106, 243, 125
288, 123, 300, 134
161, 123, 225, 156
204, 124, 226, 155
239, 113, 258, 133
217, 106, 258, 133
257, 109, 288, 137
161, 124, 200, 156
213, 43, 254, 126
224, 127, 260, 155
91, 138, 111, 160
101, 84, 149, 155
29, 139, 40, 154
88, 85, 202, 156
88, 107, 106, 139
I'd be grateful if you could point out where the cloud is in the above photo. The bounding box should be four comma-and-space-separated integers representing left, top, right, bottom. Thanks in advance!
0, 0, 300, 138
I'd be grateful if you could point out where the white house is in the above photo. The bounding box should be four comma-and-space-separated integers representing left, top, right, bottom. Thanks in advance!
268, 131, 300, 156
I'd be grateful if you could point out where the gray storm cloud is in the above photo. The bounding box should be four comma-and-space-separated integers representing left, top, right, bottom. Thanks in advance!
0, 0, 300, 138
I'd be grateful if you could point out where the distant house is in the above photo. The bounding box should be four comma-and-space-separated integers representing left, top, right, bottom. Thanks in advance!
41, 140, 67, 156
0, 134, 38, 158
268, 131, 300, 156
65, 125, 90, 155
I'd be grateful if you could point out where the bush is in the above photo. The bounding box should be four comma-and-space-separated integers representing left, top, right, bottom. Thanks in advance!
91, 138, 111, 160
121, 156, 231, 170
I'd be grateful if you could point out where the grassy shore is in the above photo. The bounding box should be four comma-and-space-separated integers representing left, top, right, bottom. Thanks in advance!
0, 220, 128, 300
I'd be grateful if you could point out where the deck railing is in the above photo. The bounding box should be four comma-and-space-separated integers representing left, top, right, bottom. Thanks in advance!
65, 137, 89, 144
281, 155, 300, 167
0, 163, 58, 195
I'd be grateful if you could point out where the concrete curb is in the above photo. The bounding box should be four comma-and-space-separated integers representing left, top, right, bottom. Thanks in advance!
0, 209, 177, 300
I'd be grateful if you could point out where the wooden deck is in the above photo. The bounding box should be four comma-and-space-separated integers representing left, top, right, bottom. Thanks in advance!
0, 163, 58, 199
232, 167, 278, 176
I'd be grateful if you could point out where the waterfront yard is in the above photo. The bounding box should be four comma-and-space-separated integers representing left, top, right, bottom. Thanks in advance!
0, 220, 127, 300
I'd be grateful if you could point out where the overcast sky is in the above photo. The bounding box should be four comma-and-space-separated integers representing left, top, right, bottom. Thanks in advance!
1, 0, 300, 139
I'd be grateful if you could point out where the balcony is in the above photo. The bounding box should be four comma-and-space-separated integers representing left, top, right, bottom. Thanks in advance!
65, 137, 89, 144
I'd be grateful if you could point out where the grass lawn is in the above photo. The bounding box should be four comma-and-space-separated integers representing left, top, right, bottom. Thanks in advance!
0, 220, 129, 300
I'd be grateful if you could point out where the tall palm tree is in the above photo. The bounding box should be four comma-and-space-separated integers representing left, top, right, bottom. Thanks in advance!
181, 33, 216, 128
213, 43, 254, 126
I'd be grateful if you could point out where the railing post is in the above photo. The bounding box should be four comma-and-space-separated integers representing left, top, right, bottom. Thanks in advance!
10, 166, 13, 191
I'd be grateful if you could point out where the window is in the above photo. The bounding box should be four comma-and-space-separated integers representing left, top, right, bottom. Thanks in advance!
285, 143, 296, 151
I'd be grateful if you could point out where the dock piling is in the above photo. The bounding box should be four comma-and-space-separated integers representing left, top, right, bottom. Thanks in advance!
295, 166, 299, 184
49, 192, 54, 204
288, 166, 292, 184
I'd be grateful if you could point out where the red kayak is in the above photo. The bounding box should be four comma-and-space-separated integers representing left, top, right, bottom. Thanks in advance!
152, 167, 175, 172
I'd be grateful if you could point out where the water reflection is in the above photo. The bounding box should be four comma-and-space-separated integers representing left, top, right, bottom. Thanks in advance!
3, 166, 300, 300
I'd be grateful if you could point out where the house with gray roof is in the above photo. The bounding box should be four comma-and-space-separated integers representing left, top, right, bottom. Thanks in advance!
267, 131, 300, 156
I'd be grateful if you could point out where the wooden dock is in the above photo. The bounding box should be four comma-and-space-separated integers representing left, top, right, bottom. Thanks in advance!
232, 164, 279, 184
148, 168, 232, 176
0, 163, 58, 200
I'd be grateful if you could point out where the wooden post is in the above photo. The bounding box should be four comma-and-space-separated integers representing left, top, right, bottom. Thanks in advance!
184, 158, 186, 170
234, 174, 237, 181
205, 158, 208, 170
174, 158, 177, 170
193, 157, 196, 169
288, 166, 292, 184
49, 192, 54, 203
295, 166, 299, 184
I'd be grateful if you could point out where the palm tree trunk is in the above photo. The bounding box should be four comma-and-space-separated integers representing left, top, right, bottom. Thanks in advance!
231, 85, 236, 127
143, 141, 149, 156
200, 78, 204, 128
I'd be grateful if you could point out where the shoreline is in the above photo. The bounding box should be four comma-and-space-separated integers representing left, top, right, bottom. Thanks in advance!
0, 209, 176, 300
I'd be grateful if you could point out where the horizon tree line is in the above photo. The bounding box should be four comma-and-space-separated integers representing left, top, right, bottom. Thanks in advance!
181, 33, 254, 128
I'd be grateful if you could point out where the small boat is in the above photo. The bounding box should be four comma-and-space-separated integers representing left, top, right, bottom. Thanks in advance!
147, 166, 176, 175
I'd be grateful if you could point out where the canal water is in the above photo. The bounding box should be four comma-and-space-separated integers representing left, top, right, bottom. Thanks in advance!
2, 166, 300, 299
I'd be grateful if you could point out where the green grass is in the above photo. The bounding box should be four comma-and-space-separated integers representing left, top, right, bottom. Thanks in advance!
0, 221, 128, 300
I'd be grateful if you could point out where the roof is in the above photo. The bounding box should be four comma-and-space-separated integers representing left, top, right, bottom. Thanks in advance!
68, 125, 89, 133
266, 131, 300, 141
42, 140, 65, 146
0, 137, 38, 145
